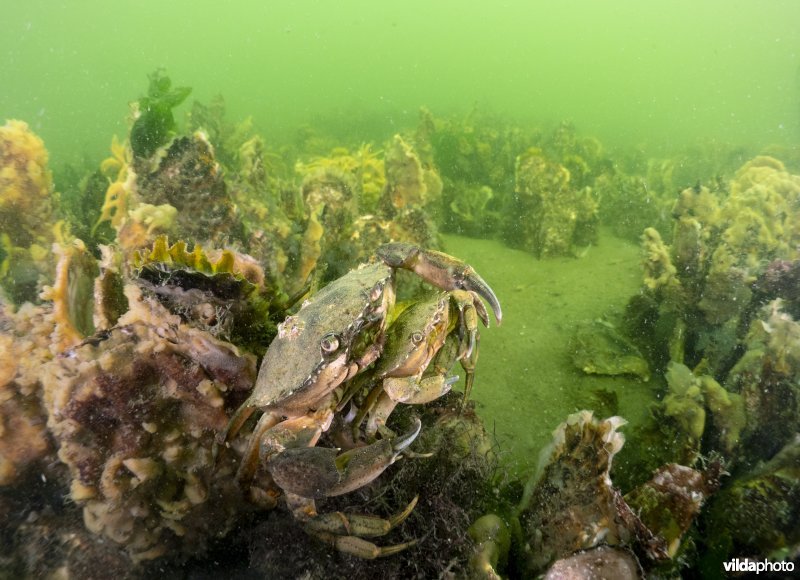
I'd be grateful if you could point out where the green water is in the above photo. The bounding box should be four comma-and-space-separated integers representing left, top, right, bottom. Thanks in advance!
3, 1, 799, 164
3, 1, 800, 577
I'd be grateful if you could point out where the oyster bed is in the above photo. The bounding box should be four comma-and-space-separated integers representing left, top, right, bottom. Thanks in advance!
2, 72, 800, 576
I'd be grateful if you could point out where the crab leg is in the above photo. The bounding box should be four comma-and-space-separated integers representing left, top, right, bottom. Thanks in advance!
376, 242, 503, 325
352, 382, 387, 439
288, 493, 419, 558
365, 375, 459, 437
235, 410, 282, 485
213, 398, 257, 463
236, 407, 334, 492
257, 422, 422, 557
461, 333, 479, 405
318, 534, 417, 559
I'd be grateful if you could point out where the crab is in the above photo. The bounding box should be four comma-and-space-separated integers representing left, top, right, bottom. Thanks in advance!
347, 288, 490, 439
220, 242, 502, 558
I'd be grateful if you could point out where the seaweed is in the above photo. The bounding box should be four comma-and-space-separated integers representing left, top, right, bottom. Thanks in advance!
56, 167, 115, 253
130, 69, 192, 159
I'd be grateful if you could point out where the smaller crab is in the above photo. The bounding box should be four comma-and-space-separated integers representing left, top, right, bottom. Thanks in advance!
347, 288, 488, 439
221, 243, 501, 558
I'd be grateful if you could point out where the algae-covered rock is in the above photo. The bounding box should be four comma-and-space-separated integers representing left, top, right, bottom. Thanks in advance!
449, 184, 494, 237
0, 120, 57, 304
641, 227, 680, 295
507, 147, 598, 258
0, 300, 54, 486
703, 436, 800, 570
703, 377, 747, 456
661, 362, 746, 461
380, 134, 442, 216
13, 510, 134, 579
295, 143, 385, 213
516, 411, 662, 574
134, 132, 242, 246
624, 461, 723, 560
625, 158, 800, 378
663, 362, 708, 444
754, 258, 800, 317
543, 546, 643, 580
571, 319, 650, 380
725, 299, 800, 465
41, 285, 255, 561
697, 267, 752, 325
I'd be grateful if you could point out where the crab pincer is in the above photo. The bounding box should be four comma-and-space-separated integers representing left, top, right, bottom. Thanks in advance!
267, 419, 423, 558
267, 417, 422, 499
376, 242, 503, 326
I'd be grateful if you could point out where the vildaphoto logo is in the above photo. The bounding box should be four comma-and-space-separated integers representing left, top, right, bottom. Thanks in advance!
723, 558, 795, 574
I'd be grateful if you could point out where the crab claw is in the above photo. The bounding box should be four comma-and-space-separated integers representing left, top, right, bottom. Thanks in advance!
377, 243, 502, 325
267, 418, 422, 499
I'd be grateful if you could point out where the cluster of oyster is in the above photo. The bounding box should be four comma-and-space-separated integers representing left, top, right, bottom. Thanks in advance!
469, 411, 723, 578
0, 75, 451, 574
561, 155, 800, 574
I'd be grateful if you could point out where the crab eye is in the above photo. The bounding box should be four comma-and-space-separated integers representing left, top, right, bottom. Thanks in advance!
411, 331, 424, 344
320, 333, 340, 354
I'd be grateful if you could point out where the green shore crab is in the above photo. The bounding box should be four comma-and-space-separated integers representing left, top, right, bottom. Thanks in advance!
348, 288, 490, 439
221, 242, 502, 558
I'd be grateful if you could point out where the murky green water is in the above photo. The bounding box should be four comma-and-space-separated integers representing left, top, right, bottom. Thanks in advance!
3, 1, 799, 161
2, 2, 800, 578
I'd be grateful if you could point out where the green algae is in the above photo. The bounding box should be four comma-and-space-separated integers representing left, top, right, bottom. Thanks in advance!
130, 70, 192, 159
